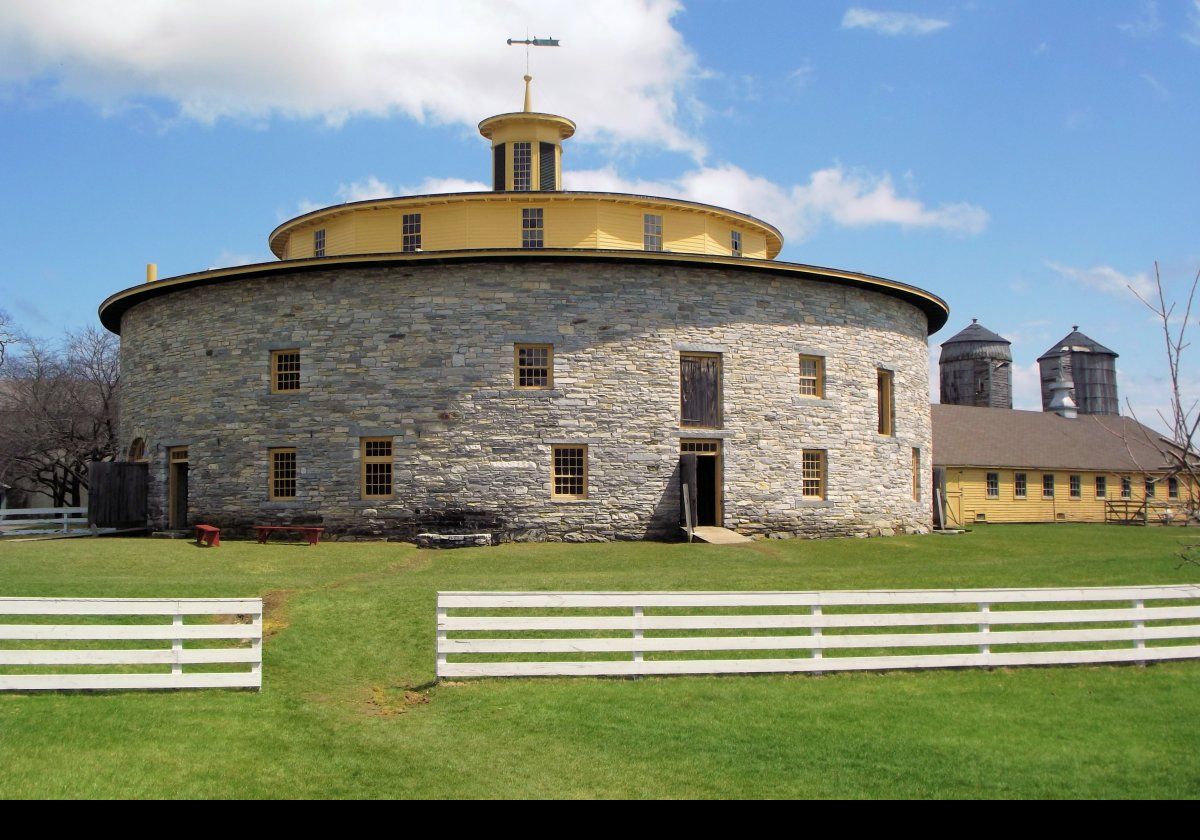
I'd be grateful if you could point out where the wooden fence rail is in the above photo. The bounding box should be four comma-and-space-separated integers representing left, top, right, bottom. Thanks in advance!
0, 507, 88, 534
436, 585, 1200, 679
0, 598, 263, 691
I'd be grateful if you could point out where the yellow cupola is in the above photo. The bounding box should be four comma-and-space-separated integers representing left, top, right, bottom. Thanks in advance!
477, 76, 576, 192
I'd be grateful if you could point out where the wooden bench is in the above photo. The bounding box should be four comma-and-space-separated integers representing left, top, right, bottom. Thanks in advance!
255, 525, 324, 545
194, 524, 221, 547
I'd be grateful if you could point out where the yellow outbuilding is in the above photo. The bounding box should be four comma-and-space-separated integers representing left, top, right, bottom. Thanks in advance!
932, 404, 1191, 526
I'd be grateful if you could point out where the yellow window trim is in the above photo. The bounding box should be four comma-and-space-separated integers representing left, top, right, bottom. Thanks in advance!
514, 343, 554, 389
360, 437, 394, 500
802, 449, 826, 500
551, 444, 588, 500
270, 349, 302, 393
798, 354, 825, 399
268, 447, 298, 500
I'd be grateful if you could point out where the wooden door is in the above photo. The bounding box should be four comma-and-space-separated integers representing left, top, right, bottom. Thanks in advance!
167, 447, 189, 530
680, 354, 721, 428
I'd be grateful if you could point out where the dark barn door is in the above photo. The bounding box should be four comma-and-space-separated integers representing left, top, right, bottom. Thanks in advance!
87, 461, 148, 528
680, 354, 721, 428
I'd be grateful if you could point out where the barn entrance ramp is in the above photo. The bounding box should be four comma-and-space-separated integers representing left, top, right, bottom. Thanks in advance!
690, 526, 753, 545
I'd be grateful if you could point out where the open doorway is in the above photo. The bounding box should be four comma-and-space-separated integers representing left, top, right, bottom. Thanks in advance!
680, 440, 722, 527
167, 446, 189, 529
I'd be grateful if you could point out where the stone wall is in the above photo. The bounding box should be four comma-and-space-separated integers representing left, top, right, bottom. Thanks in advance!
118, 260, 934, 540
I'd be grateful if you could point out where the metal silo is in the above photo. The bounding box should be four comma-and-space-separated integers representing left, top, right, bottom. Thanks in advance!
939, 320, 1013, 409
1038, 327, 1119, 415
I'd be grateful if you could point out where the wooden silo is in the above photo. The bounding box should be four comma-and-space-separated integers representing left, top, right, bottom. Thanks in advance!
1037, 327, 1119, 416
938, 320, 1013, 409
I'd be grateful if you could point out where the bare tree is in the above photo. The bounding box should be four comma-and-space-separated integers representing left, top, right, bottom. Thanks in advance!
0, 327, 119, 507
1124, 262, 1200, 524
0, 308, 16, 371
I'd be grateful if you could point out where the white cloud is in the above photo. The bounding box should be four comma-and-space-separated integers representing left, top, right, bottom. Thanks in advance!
1141, 72, 1170, 101
841, 8, 949, 36
1045, 261, 1155, 300
566, 163, 987, 241
1011, 361, 1043, 411
1186, 0, 1200, 46
0, 0, 705, 157
1118, 1, 1163, 37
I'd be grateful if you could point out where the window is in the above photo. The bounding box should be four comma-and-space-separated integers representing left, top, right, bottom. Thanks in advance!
402, 213, 421, 253
539, 141, 556, 190
128, 438, 146, 462
1145, 478, 1155, 498
877, 368, 895, 436
493, 143, 506, 191
361, 438, 393, 499
513, 142, 532, 191
1042, 474, 1055, 499
730, 230, 742, 257
1169, 477, 1180, 499
271, 350, 301, 393
1095, 475, 1107, 499
802, 450, 826, 500
170, 447, 189, 463
1015, 472, 1027, 499
521, 207, 543, 249
680, 353, 722, 428
1121, 476, 1132, 499
269, 448, 297, 499
515, 343, 553, 389
912, 449, 921, 501
798, 355, 824, 398
986, 472, 999, 499
552, 445, 587, 499
1070, 475, 1082, 499
643, 214, 663, 251
314, 229, 325, 257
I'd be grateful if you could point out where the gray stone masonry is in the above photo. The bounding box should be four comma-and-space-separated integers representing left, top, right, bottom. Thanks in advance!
118, 260, 933, 540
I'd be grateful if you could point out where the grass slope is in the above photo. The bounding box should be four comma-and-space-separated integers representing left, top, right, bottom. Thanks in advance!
1, 525, 1198, 799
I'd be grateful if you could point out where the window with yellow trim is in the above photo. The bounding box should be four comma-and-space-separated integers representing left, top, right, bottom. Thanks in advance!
269, 448, 297, 500
552, 445, 588, 499
912, 448, 921, 501
271, 350, 301, 393
361, 438, 393, 499
798, 355, 824, 398
515, 343, 553, 389
802, 449, 826, 500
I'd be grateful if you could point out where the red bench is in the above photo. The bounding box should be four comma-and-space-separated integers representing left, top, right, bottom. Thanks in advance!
255, 525, 325, 545
194, 524, 221, 547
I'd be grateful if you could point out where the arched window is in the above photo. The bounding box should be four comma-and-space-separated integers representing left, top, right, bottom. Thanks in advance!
128, 438, 146, 462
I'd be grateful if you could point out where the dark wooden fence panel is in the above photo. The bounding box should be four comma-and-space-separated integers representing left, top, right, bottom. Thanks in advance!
88, 462, 148, 528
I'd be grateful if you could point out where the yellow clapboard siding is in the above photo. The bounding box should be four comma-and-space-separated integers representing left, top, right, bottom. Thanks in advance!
324, 216, 355, 255
548, 202, 599, 249
420, 205, 469, 252
741, 230, 768, 259
595, 204, 642, 250
353, 209, 402, 253
942, 467, 1182, 526
665, 210, 707, 255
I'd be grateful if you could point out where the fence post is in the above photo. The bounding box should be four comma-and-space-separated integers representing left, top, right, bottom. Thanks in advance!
811, 605, 823, 675
436, 604, 448, 680
1133, 598, 1146, 667
979, 602, 991, 663
172, 614, 184, 676
632, 606, 644, 666
251, 607, 263, 691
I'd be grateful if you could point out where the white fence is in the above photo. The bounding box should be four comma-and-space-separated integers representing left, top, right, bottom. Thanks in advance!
0, 598, 263, 691
436, 586, 1200, 678
0, 506, 88, 534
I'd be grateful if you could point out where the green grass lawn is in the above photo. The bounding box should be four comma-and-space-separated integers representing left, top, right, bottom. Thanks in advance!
1, 525, 1199, 799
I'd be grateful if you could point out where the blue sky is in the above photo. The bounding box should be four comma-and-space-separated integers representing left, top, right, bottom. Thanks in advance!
1, 1, 1197, 426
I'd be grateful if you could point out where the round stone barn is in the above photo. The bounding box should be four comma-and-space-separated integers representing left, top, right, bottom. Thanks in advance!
99, 84, 948, 542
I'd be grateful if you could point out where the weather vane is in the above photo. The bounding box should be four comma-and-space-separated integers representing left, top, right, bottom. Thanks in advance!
507, 34, 560, 76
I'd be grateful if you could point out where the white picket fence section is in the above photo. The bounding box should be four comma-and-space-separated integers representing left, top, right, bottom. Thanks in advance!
0, 598, 263, 691
0, 506, 88, 534
436, 585, 1200, 678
